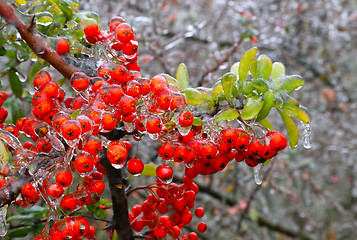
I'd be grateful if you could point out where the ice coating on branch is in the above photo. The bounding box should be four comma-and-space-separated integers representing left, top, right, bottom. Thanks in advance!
254, 163, 263, 185
302, 122, 312, 149
0, 205, 7, 237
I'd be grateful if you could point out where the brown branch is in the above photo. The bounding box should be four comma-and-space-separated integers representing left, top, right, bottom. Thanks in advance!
0, 0, 77, 79
100, 148, 134, 240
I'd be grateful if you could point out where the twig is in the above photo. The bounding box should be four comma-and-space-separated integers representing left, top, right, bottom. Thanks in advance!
0, 0, 77, 79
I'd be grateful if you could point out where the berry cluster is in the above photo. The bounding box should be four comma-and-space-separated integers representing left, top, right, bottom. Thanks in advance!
0, 14, 292, 240
0, 91, 8, 124
129, 179, 204, 240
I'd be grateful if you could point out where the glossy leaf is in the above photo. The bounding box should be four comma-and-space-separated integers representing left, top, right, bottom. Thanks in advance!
214, 108, 239, 123
230, 62, 239, 75
221, 72, 237, 103
282, 102, 310, 124
9, 71, 23, 98
251, 78, 269, 94
161, 73, 178, 87
250, 59, 257, 79
141, 163, 157, 176
182, 88, 203, 106
277, 109, 299, 149
0, 140, 9, 171
271, 62, 285, 90
239, 47, 258, 81
257, 55, 272, 80
280, 75, 304, 93
193, 118, 203, 126
241, 96, 263, 120
175, 63, 189, 91
11, 98, 24, 124
259, 119, 274, 130
8, 226, 32, 238
255, 91, 274, 122
211, 84, 223, 102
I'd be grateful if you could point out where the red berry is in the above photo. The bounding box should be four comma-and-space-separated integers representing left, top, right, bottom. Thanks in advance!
116, 23, 134, 42
127, 157, 144, 175
46, 183, 64, 198
156, 164, 173, 183
21, 183, 36, 199
178, 112, 194, 127
84, 24, 100, 37
195, 207, 205, 218
56, 171, 73, 187
60, 195, 77, 211
56, 38, 70, 55
197, 222, 207, 233
266, 130, 287, 152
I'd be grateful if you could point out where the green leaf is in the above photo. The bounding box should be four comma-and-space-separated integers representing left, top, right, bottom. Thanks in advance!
193, 118, 203, 126
182, 88, 203, 106
37, 16, 53, 27
277, 109, 299, 149
141, 163, 157, 176
239, 47, 258, 81
8, 70, 23, 98
8, 226, 33, 238
11, 98, 24, 123
221, 72, 237, 103
280, 75, 304, 93
251, 78, 269, 94
259, 119, 274, 130
281, 102, 310, 124
256, 91, 274, 122
161, 73, 178, 87
56, 77, 67, 86
175, 63, 189, 91
230, 62, 239, 75
257, 55, 272, 80
241, 96, 263, 120
214, 108, 239, 124
7, 213, 37, 222
0, 45, 6, 56
271, 62, 285, 90
113, 231, 118, 240
211, 85, 223, 102
94, 209, 107, 219
0, 139, 9, 171
250, 59, 257, 79
70, 109, 81, 119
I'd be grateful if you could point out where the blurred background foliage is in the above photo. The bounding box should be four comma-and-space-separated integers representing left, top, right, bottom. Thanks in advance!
1, 0, 357, 239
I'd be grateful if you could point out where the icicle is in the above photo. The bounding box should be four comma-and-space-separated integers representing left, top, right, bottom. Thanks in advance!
254, 163, 263, 185
302, 122, 312, 149
0, 205, 8, 237
0, 129, 23, 152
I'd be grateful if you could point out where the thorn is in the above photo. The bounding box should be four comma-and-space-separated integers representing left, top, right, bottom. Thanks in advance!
28, 15, 36, 32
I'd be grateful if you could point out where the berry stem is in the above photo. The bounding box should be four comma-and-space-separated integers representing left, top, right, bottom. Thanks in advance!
0, 0, 78, 79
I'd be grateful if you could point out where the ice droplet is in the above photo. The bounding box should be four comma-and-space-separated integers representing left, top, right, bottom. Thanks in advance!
177, 126, 191, 136
148, 133, 159, 140
254, 163, 263, 185
0, 205, 8, 237
124, 121, 135, 133
302, 122, 312, 149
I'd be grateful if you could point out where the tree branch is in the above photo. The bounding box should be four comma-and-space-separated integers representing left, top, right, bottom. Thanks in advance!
0, 0, 77, 79
100, 149, 134, 240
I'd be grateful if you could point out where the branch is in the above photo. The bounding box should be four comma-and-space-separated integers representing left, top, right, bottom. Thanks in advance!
0, 0, 77, 79
100, 149, 134, 240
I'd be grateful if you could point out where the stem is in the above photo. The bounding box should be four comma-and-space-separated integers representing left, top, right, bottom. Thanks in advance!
0, 0, 77, 79
100, 149, 134, 240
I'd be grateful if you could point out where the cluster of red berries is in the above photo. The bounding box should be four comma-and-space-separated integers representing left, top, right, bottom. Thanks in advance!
0, 13, 292, 240
38, 216, 96, 240
0, 91, 8, 124
129, 178, 206, 240
83, 17, 140, 72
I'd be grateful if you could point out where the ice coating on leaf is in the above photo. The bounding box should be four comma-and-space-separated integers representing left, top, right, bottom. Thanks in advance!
0, 205, 7, 237
302, 122, 312, 149
254, 163, 263, 185
0, 129, 23, 152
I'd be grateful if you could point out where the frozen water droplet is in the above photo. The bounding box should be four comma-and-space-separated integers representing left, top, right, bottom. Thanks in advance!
148, 133, 159, 140
0, 205, 8, 237
254, 163, 263, 185
177, 126, 191, 136
50, 135, 65, 152
158, 176, 173, 184
111, 162, 125, 169
302, 122, 312, 149
0, 129, 23, 151
15, 72, 27, 82
124, 121, 135, 133
65, 139, 80, 148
